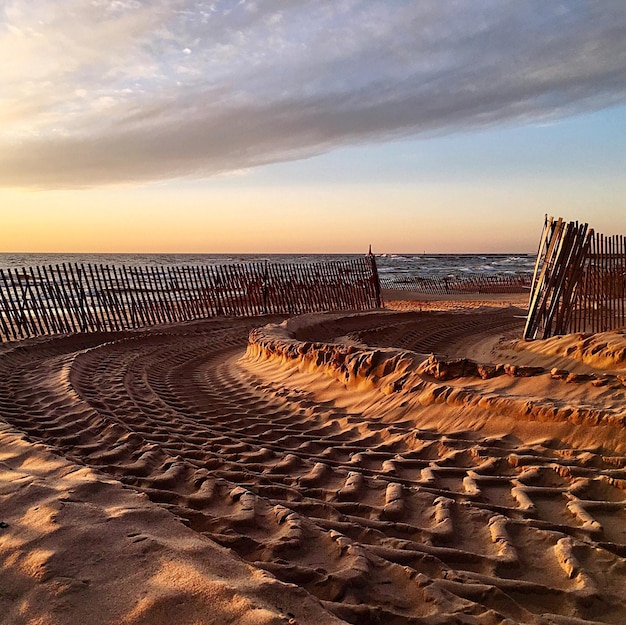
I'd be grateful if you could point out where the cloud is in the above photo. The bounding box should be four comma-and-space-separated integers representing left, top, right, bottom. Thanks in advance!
1, 0, 626, 188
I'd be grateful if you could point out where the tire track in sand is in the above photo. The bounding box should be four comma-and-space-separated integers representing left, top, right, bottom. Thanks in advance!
0, 312, 625, 624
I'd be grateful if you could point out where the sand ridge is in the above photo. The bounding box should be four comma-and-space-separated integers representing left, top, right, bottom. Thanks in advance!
1, 307, 625, 624
248, 310, 626, 442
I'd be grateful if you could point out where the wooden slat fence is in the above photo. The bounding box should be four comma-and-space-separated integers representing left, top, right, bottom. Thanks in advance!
524, 216, 626, 339
0, 257, 382, 342
380, 273, 531, 294
568, 232, 626, 335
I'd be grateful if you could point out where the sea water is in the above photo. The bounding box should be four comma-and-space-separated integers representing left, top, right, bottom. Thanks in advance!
0, 253, 535, 286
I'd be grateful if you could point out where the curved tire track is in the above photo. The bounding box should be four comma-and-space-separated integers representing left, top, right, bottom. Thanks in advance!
0, 313, 625, 624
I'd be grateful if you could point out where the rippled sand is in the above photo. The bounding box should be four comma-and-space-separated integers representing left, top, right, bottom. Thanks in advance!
2, 294, 625, 624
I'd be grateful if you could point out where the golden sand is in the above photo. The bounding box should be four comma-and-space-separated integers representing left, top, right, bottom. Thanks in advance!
1, 293, 625, 624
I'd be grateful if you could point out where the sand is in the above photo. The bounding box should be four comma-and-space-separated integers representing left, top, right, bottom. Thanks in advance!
1, 293, 625, 624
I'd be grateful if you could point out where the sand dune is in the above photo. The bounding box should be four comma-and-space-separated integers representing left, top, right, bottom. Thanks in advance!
1, 301, 626, 624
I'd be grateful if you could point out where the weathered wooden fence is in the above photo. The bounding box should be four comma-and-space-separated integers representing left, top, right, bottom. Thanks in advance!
569, 231, 626, 335
0, 257, 382, 342
380, 273, 531, 294
524, 217, 626, 339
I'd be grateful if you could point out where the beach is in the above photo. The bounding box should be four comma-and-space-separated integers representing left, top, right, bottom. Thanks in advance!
2, 291, 626, 625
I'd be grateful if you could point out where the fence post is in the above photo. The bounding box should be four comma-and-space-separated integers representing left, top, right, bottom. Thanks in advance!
76, 265, 88, 332
367, 249, 383, 308
263, 260, 269, 314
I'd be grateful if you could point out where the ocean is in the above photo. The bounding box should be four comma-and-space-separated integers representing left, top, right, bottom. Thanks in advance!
0, 253, 535, 286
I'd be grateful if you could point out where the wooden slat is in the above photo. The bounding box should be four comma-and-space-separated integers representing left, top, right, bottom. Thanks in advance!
122, 265, 145, 328
44, 265, 72, 334
74, 264, 95, 331
6, 268, 32, 338
524, 218, 564, 339
0, 269, 20, 341
206, 265, 224, 316
85, 263, 107, 331
543, 222, 583, 336
181, 265, 200, 320
140, 267, 159, 326
18, 268, 46, 337
554, 224, 590, 334
198, 264, 219, 317
155, 265, 175, 324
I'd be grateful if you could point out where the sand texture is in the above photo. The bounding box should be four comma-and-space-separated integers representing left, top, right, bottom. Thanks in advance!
1, 301, 626, 624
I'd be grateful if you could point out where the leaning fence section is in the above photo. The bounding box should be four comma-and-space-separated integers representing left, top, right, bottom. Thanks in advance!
524, 217, 626, 339
380, 274, 531, 295
0, 257, 381, 342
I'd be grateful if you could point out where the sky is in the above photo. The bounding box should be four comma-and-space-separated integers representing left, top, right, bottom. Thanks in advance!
1, 0, 625, 253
